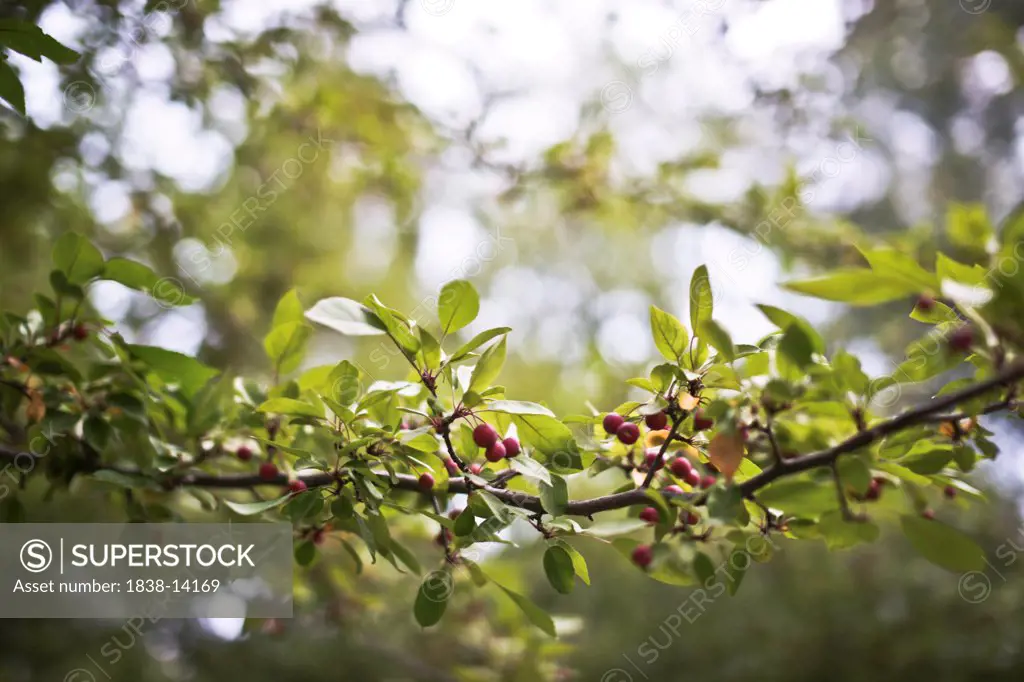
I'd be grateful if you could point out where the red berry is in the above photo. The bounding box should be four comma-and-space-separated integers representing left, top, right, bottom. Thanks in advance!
699, 474, 716, 489
949, 325, 974, 353
485, 441, 507, 462
944, 485, 957, 500
693, 410, 714, 431
502, 437, 521, 457
917, 294, 935, 312
685, 511, 700, 525
865, 478, 882, 501
669, 457, 693, 477
631, 544, 654, 568
639, 506, 660, 524
469, 463, 483, 475
312, 528, 326, 545
921, 509, 935, 520
418, 472, 435, 492
259, 462, 279, 481
472, 423, 499, 448
603, 413, 625, 435
684, 469, 701, 487
288, 479, 307, 494
644, 449, 661, 470
663, 485, 684, 495
444, 458, 459, 475
236, 445, 254, 462
644, 411, 668, 431
72, 324, 89, 342
617, 422, 640, 445
448, 509, 463, 520
435, 529, 453, 546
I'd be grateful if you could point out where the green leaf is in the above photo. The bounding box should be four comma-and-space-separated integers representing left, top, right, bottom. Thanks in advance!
263, 321, 312, 375
223, 494, 291, 516
102, 258, 196, 306
494, 583, 556, 637
438, 280, 480, 334
0, 60, 24, 115
947, 203, 993, 251
693, 552, 716, 586
398, 429, 440, 453
0, 20, 79, 63
126, 344, 220, 398
511, 413, 573, 457
858, 247, 937, 292
706, 485, 748, 525
700, 320, 734, 362
725, 548, 748, 595
508, 455, 552, 486
819, 511, 880, 550
326, 360, 361, 405
936, 253, 986, 287
552, 539, 590, 585
756, 305, 825, 354
583, 519, 649, 538
757, 477, 837, 517
418, 327, 441, 370
454, 510, 477, 537
900, 514, 984, 572
187, 375, 234, 437
294, 541, 316, 567
831, 350, 869, 393
898, 443, 953, 475
539, 476, 569, 516
474, 490, 514, 524
485, 400, 555, 417
363, 294, 420, 355
468, 337, 507, 394
543, 545, 576, 594
257, 398, 324, 419
836, 456, 871, 496
446, 327, 511, 365
783, 269, 919, 305
650, 305, 689, 364
271, 289, 306, 328
305, 297, 386, 336
52, 233, 105, 285
389, 538, 422, 575
414, 569, 453, 627
910, 298, 958, 325
689, 265, 713, 334
778, 323, 814, 369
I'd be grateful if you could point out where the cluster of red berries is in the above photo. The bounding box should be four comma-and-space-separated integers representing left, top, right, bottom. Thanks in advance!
602, 413, 639, 444
472, 423, 521, 462
234, 444, 309, 495
638, 506, 700, 526
602, 408, 714, 446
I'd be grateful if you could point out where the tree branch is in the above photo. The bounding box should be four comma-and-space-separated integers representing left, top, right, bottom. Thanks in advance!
1, 360, 1022, 519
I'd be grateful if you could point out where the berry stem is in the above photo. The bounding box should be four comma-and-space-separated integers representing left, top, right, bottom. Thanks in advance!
640, 411, 685, 489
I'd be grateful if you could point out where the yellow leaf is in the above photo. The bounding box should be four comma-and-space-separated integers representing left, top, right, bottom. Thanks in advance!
645, 429, 670, 448
677, 393, 700, 411
25, 390, 46, 424
708, 433, 745, 481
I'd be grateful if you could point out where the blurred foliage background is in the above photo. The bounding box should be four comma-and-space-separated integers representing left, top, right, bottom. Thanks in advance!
3, 0, 1024, 680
